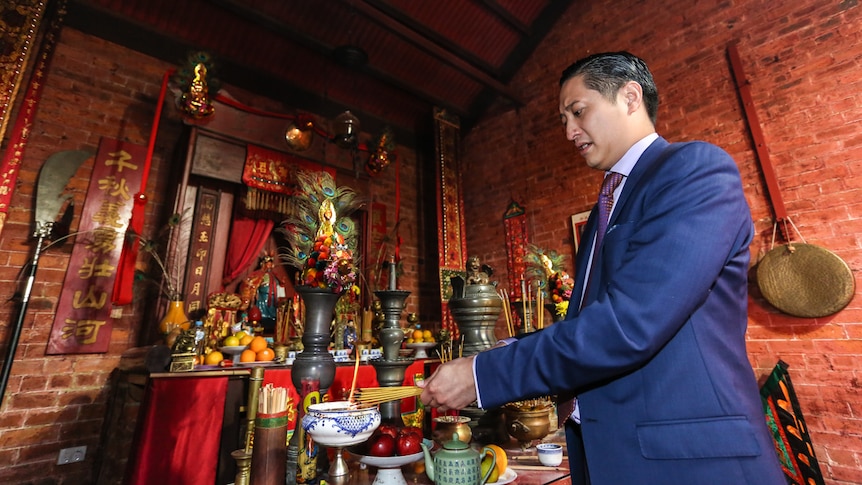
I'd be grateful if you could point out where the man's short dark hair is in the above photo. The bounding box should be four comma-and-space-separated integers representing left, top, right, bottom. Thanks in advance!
560, 52, 658, 124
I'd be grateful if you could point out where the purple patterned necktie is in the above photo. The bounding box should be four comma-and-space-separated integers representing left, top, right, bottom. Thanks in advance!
580, 171, 624, 311
594, 171, 624, 253
558, 171, 624, 427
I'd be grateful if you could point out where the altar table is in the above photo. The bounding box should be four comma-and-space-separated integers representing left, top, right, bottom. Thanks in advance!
125, 360, 426, 485
337, 429, 571, 485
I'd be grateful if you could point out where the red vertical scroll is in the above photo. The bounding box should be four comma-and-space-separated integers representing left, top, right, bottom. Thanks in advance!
46, 138, 146, 354
183, 188, 219, 316
503, 201, 528, 302
434, 108, 466, 339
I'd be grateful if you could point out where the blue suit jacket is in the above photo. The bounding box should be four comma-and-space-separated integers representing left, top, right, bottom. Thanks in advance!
476, 138, 784, 484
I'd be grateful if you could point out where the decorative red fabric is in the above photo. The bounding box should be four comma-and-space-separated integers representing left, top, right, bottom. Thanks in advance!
503, 201, 528, 302
126, 376, 228, 485
127, 362, 427, 485
223, 217, 274, 284
243, 144, 333, 195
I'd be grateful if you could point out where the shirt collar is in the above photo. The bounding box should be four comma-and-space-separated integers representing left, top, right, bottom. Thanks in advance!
609, 132, 659, 177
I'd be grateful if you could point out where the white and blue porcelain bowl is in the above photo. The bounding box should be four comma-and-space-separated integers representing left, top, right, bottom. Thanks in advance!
536, 443, 563, 467
302, 401, 380, 448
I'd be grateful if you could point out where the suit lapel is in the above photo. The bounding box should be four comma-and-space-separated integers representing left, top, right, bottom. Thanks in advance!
569, 136, 671, 317
607, 137, 669, 228
568, 209, 598, 318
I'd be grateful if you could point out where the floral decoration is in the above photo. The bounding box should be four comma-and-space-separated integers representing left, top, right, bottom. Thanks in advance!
523, 244, 574, 318
280, 170, 363, 294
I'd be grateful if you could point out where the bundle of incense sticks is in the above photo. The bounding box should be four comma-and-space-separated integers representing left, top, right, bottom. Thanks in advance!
536, 287, 544, 330
348, 348, 361, 403
258, 383, 289, 415
352, 386, 423, 406
436, 342, 453, 363
498, 289, 515, 337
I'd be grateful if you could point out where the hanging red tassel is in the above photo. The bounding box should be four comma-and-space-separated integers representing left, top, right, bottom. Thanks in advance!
112, 70, 172, 305
112, 193, 147, 305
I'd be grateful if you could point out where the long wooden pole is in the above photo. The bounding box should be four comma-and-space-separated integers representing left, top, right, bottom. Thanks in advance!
727, 43, 789, 228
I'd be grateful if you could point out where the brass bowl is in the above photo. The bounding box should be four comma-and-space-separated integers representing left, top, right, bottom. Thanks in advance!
504, 406, 551, 448
432, 415, 472, 445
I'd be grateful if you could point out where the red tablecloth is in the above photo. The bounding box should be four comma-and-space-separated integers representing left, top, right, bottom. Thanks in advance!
126, 361, 426, 485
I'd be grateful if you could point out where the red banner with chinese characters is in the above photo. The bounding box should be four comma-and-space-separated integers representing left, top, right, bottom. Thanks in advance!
46, 138, 146, 354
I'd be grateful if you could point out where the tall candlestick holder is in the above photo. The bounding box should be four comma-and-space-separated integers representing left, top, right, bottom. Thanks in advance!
230, 449, 252, 485
371, 289, 414, 425
286, 285, 340, 485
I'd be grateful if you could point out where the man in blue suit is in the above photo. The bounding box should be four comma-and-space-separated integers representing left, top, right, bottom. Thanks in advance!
418, 52, 785, 484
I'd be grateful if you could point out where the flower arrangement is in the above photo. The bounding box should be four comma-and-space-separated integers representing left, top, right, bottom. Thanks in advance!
523, 244, 574, 318
280, 170, 363, 294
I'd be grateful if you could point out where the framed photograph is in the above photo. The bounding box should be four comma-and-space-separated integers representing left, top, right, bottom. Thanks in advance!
571, 211, 591, 256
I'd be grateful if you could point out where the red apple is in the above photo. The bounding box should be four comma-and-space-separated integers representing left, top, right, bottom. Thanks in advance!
396, 431, 422, 456
400, 426, 423, 438
377, 424, 399, 439
369, 433, 395, 457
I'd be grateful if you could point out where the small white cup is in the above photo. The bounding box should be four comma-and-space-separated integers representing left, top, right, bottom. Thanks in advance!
536, 443, 563, 467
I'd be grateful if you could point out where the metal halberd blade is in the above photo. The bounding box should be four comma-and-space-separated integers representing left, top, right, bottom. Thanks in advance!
33, 150, 92, 237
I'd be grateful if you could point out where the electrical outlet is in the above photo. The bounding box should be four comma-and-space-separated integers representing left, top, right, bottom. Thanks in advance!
57, 446, 86, 465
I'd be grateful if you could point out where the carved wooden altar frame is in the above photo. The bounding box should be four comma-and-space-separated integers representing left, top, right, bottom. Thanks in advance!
166, 99, 371, 318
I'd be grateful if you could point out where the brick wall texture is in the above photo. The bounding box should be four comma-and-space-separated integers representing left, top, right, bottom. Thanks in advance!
461, 1, 862, 484
0, 0, 859, 484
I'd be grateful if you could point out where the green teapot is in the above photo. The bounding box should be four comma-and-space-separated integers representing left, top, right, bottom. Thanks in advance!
421, 433, 497, 485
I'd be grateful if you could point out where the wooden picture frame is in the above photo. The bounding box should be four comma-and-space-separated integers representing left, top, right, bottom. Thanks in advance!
571, 211, 591, 256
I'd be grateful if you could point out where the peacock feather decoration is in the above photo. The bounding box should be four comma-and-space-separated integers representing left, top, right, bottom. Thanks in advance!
280, 170, 363, 293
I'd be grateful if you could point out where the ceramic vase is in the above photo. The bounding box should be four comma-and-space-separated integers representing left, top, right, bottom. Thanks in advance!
159, 299, 190, 335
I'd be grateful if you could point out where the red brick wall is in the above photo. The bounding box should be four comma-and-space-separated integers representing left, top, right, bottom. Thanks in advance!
2, 1, 860, 484
462, 1, 861, 484
0, 28, 417, 483
0, 28, 179, 485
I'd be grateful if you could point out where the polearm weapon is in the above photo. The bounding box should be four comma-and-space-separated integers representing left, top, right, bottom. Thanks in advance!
0, 150, 92, 407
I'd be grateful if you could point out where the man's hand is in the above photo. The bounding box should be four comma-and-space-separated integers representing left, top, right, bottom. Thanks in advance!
416, 355, 477, 412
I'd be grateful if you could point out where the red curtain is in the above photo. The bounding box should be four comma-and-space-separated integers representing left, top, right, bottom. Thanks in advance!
126, 376, 228, 485
223, 217, 274, 284
126, 363, 427, 485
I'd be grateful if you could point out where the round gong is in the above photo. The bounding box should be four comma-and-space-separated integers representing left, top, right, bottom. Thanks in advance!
756, 243, 855, 318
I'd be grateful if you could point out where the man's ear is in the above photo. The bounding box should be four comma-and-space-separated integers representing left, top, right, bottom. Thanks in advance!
621, 81, 643, 113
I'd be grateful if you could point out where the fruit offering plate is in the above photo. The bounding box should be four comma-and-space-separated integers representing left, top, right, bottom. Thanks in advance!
354, 449, 424, 468
347, 439, 432, 485
219, 346, 247, 363
494, 468, 518, 485
404, 342, 437, 358
219, 345, 247, 353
